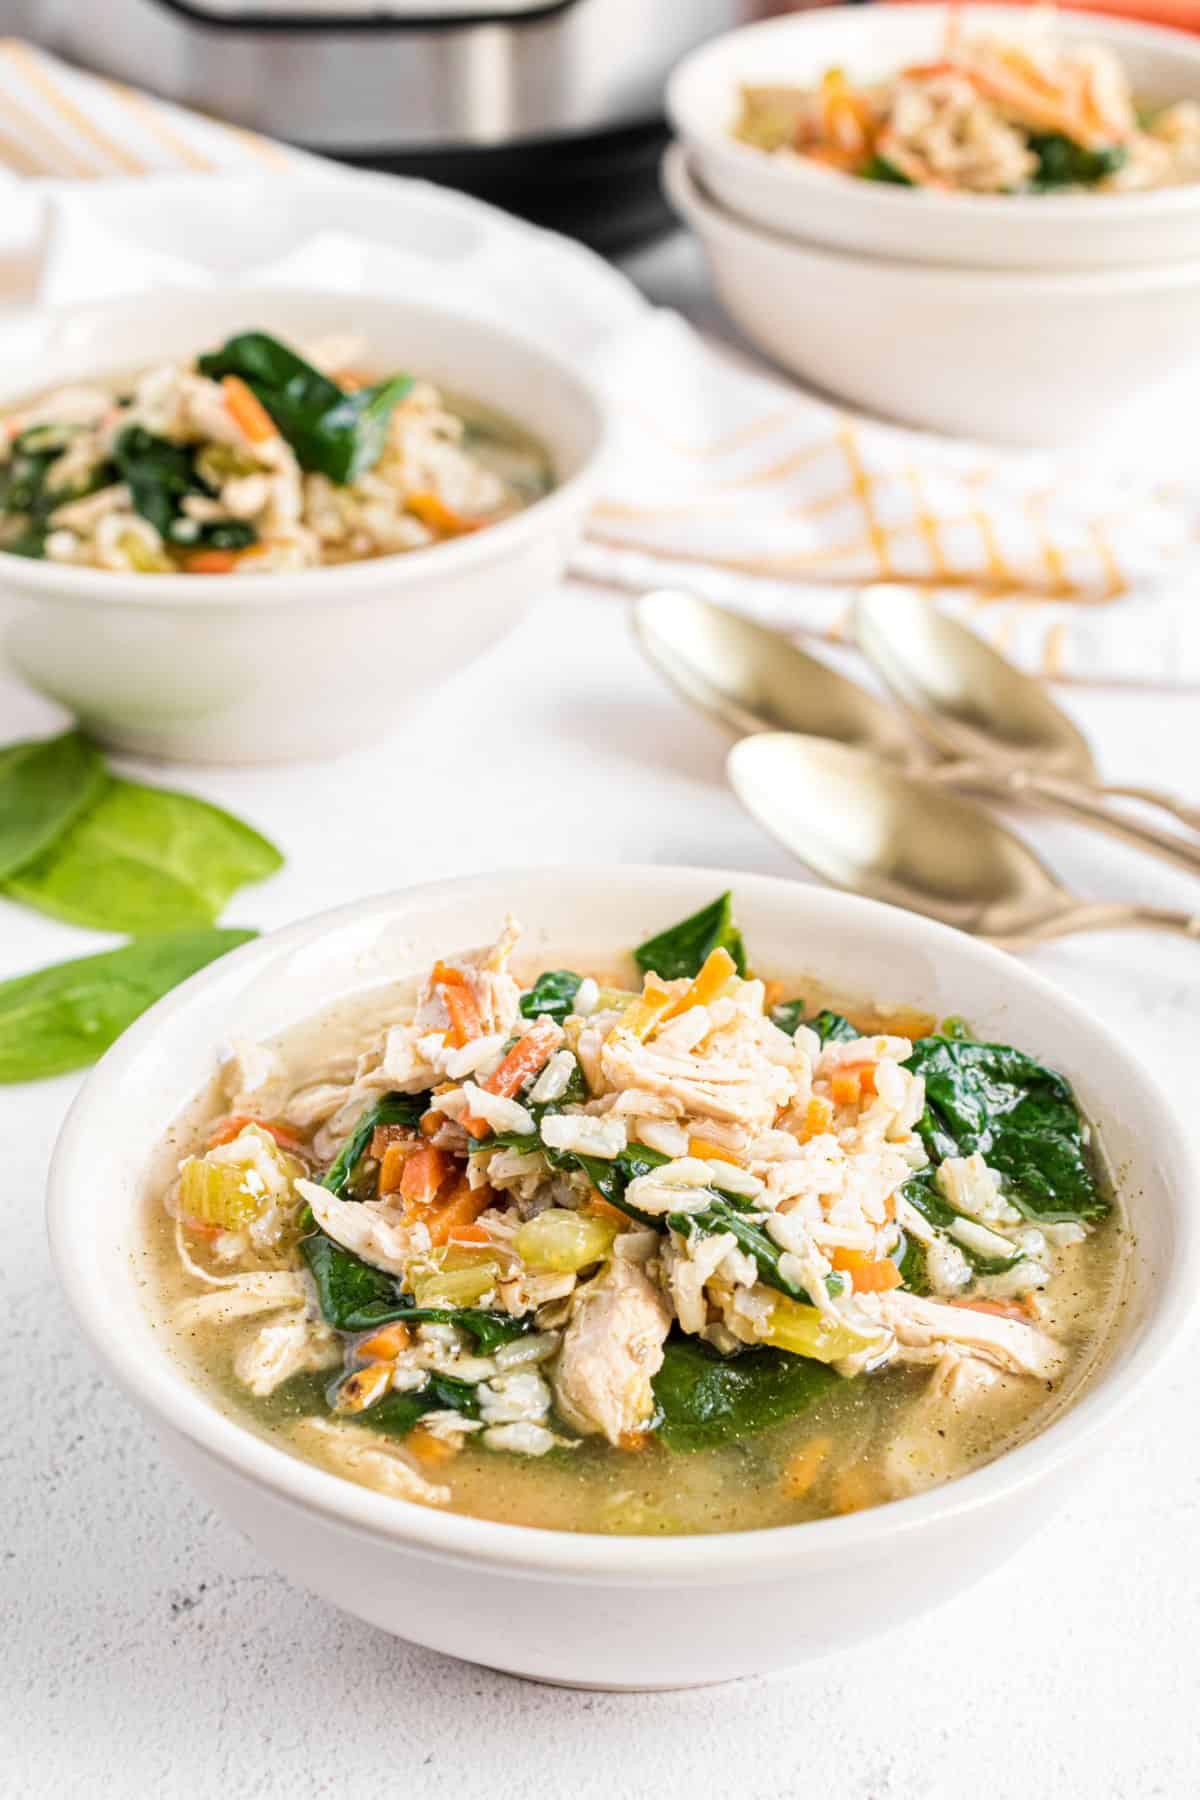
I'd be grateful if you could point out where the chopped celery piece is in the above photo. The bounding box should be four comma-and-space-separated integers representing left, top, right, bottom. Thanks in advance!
410, 1245, 504, 1308
514, 1207, 617, 1273
179, 1125, 300, 1230
761, 1295, 878, 1364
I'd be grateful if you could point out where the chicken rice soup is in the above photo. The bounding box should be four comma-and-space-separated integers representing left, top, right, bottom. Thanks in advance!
735, 18, 1200, 195
145, 895, 1126, 1534
0, 328, 552, 575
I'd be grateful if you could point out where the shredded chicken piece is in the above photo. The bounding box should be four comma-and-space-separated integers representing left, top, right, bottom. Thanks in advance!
553, 1259, 671, 1445
298, 1178, 419, 1276
865, 1290, 1067, 1380
293, 1419, 451, 1506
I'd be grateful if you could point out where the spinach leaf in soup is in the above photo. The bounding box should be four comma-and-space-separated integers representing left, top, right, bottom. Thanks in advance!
113, 426, 211, 541
1027, 132, 1128, 191
519, 969, 583, 1024
903, 1034, 1105, 1223
197, 332, 413, 485
653, 1335, 840, 1452
300, 1227, 531, 1350
320, 1090, 430, 1199
0, 928, 256, 1082
634, 891, 747, 982
770, 998, 857, 1045
363, 1373, 482, 1441
899, 1169, 1024, 1276
0, 730, 105, 881
5, 778, 283, 933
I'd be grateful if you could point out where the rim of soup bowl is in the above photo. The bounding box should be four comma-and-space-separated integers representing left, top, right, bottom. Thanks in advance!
667, 5, 1200, 232
0, 290, 610, 608
47, 868, 1200, 1584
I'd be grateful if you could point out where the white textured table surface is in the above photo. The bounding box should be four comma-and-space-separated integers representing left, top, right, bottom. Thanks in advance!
4, 234, 1200, 1800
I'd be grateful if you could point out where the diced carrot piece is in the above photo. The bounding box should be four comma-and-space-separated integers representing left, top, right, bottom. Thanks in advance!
407, 1422, 458, 1463
447, 1222, 491, 1247
761, 979, 785, 1012
800, 1095, 834, 1142
617, 975, 676, 1043
949, 1297, 1031, 1321
185, 549, 239, 574
406, 490, 485, 536
333, 1362, 392, 1414
830, 1246, 868, 1272
222, 373, 276, 445
588, 1193, 627, 1225
858, 1064, 877, 1098
830, 1069, 863, 1107
688, 1135, 742, 1166
848, 1258, 903, 1295
399, 1144, 451, 1207
370, 1122, 415, 1158
419, 1111, 441, 1139
357, 1322, 411, 1360
206, 1113, 301, 1152
782, 1435, 832, 1499
617, 1429, 651, 1453
411, 1173, 490, 1249
379, 1141, 417, 1195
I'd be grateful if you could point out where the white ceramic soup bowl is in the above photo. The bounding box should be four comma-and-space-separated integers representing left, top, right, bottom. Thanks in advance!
47, 867, 1199, 1688
0, 290, 608, 764
667, 4, 1200, 272
664, 143, 1200, 445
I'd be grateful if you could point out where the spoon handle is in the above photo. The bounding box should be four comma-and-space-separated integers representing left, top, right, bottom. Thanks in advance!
1062, 776, 1200, 837
991, 902, 1200, 948
940, 763, 1200, 878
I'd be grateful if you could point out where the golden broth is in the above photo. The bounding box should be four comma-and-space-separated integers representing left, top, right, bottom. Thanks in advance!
139, 965, 1131, 1536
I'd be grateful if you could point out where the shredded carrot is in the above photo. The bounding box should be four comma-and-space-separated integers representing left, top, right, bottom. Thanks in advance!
431, 961, 484, 1047
407, 490, 486, 536
830, 1069, 863, 1107
378, 1141, 417, 1195
206, 1114, 301, 1152
949, 1297, 1031, 1321
461, 1018, 559, 1136
688, 1135, 742, 1166
222, 373, 276, 445
409, 1173, 490, 1248
850, 1258, 903, 1295
407, 1422, 458, 1463
357, 1322, 411, 1360
446, 1222, 491, 1247
185, 549, 240, 574
661, 947, 737, 1024
399, 1143, 451, 1206
782, 1436, 832, 1499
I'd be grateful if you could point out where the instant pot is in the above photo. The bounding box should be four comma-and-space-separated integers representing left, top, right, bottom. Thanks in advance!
30, 0, 793, 252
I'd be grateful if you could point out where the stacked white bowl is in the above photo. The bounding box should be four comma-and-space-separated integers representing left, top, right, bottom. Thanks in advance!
666, 4, 1200, 444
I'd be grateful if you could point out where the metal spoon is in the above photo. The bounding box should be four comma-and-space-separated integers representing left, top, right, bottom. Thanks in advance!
727, 733, 1200, 948
635, 588, 1200, 877
855, 583, 1200, 840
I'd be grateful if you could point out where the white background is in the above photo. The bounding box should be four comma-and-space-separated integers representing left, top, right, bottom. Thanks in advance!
2, 233, 1198, 1799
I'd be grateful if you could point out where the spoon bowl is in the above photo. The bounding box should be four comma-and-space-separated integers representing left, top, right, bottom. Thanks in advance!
728, 733, 1200, 947
634, 588, 922, 766
853, 584, 1095, 776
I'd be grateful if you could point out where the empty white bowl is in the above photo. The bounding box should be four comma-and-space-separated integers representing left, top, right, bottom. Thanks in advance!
667, 4, 1200, 271
47, 866, 1200, 1688
0, 290, 608, 764
664, 143, 1200, 444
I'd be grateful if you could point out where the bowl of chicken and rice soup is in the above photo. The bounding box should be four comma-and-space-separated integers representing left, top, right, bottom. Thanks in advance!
668, 5, 1200, 269
0, 289, 608, 763
48, 868, 1200, 1688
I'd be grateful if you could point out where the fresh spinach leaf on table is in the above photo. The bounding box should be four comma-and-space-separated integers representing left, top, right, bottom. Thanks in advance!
197, 332, 413, 485
903, 1034, 1105, 1223
633, 891, 747, 982
0, 928, 256, 1082
0, 730, 105, 880
5, 777, 283, 932
653, 1335, 840, 1452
